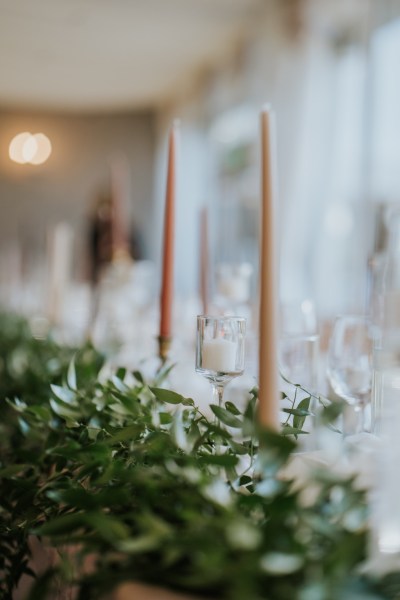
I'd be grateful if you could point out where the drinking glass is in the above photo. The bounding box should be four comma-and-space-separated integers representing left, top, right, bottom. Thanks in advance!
196, 315, 246, 409
327, 315, 373, 433
279, 300, 319, 392
215, 263, 253, 314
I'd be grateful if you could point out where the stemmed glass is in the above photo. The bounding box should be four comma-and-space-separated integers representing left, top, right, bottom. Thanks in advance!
279, 300, 319, 392
327, 315, 373, 433
196, 316, 246, 409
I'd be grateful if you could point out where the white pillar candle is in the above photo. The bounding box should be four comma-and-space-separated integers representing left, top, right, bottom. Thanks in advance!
202, 338, 237, 373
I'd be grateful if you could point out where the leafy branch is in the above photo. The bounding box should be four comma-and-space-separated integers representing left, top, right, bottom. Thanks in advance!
0, 313, 394, 600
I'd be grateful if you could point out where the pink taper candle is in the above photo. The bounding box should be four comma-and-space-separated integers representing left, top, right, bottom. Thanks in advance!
258, 106, 280, 430
159, 121, 179, 341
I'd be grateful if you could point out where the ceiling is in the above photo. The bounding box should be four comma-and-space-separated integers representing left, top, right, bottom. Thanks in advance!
0, 0, 264, 112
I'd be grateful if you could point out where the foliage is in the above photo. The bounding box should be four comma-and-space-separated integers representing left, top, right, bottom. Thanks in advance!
0, 313, 397, 599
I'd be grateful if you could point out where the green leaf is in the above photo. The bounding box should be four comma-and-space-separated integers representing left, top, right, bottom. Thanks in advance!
27, 405, 52, 420
150, 387, 185, 405
153, 362, 176, 386
225, 401, 241, 415
106, 425, 143, 444
293, 396, 311, 431
0, 464, 30, 477
281, 425, 309, 436
49, 398, 80, 420
67, 357, 77, 390
159, 412, 173, 425
282, 408, 311, 417
50, 384, 77, 405
111, 375, 129, 392
116, 367, 127, 381
181, 397, 195, 406
85, 512, 131, 543
132, 370, 144, 384
118, 534, 162, 554
260, 552, 304, 575
320, 399, 346, 424
36, 512, 87, 536
228, 439, 249, 455
210, 405, 242, 428
198, 454, 238, 467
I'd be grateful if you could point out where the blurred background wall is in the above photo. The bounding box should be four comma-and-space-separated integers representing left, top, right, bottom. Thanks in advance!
0, 110, 155, 272
1, 0, 400, 326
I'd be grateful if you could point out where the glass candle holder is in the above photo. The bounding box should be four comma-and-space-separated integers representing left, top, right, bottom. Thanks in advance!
196, 315, 246, 409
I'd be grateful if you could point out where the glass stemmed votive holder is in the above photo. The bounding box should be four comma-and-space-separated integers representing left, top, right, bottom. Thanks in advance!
196, 315, 246, 409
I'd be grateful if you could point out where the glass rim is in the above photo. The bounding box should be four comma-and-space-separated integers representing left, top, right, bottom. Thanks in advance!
333, 314, 370, 322
197, 314, 246, 322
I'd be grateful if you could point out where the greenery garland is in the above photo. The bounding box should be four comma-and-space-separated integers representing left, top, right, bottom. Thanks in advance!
0, 313, 398, 599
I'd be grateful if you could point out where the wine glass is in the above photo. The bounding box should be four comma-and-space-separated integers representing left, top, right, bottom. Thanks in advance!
327, 315, 373, 433
215, 263, 253, 314
196, 315, 246, 410
279, 299, 319, 392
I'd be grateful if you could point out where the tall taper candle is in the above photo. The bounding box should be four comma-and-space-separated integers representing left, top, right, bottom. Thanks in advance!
259, 106, 280, 429
159, 121, 179, 355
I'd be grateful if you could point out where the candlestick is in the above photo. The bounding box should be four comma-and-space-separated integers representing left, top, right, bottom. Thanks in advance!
202, 338, 237, 372
199, 206, 209, 315
258, 106, 280, 430
159, 120, 179, 360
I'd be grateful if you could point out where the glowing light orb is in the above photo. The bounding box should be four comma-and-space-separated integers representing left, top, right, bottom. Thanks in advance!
9, 132, 52, 165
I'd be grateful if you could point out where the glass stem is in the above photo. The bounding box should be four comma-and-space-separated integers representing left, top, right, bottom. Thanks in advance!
212, 384, 225, 408
357, 394, 369, 433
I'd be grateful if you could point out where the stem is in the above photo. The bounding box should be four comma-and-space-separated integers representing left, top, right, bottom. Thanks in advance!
212, 383, 225, 408
357, 394, 369, 433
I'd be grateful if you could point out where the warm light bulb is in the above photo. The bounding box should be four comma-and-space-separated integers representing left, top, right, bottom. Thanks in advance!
9, 132, 52, 165
30, 133, 52, 165
9, 132, 32, 164
22, 134, 38, 163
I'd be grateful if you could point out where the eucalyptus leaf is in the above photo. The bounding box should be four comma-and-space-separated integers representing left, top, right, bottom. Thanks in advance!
50, 384, 77, 405
132, 370, 144, 384
225, 401, 241, 415
293, 396, 312, 431
67, 357, 77, 390
210, 405, 243, 428
150, 387, 186, 405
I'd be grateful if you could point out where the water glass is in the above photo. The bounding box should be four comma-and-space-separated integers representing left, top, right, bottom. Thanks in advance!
327, 315, 373, 433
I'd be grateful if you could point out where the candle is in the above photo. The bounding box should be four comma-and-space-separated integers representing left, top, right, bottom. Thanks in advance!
47, 222, 73, 325
219, 275, 248, 304
199, 206, 209, 315
258, 105, 280, 430
159, 121, 179, 342
110, 154, 130, 260
202, 338, 237, 373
